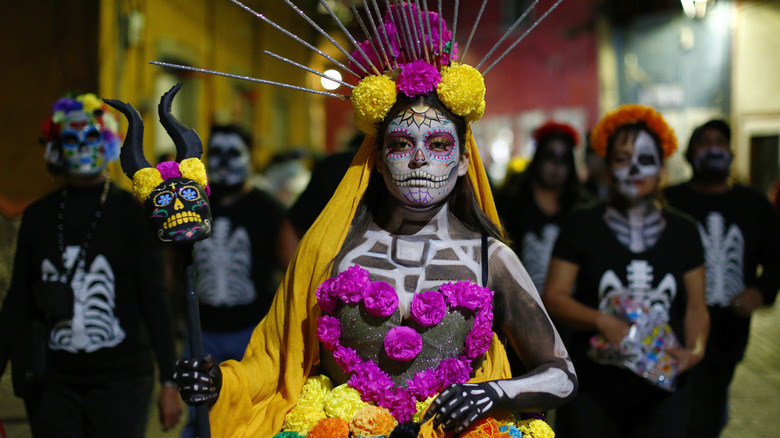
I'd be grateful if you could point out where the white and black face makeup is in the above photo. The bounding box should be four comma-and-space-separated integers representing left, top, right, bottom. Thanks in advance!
536, 138, 571, 190
207, 132, 251, 186
378, 104, 467, 208
59, 110, 107, 177
611, 130, 661, 201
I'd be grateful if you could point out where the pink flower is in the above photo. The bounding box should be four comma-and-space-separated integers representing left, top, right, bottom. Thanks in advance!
444, 281, 493, 310
332, 346, 362, 372
384, 326, 423, 362
436, 357, 471, 387
335, 265, 370, 304
410, 290, 446, 326
156, 161, 182, 180
378, 387, 417, 423
316, 277, 339, 313
464, 324, 493, 358
406, 368, 441, 400
316, 315, 341, 349
439, 281, 468, 307
397, 60, 441, 97
363, 280, 398, 317
348, 23, 399, 73
349, 361, 394, 402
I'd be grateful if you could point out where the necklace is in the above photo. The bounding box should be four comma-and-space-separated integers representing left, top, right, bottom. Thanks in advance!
56, 177, 111, 283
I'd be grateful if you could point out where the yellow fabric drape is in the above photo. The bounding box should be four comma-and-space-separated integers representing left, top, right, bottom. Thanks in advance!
208, 128, 511, 437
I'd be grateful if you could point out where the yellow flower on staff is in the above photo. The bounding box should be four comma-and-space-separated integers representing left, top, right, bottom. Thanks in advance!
349, 405, 398, 437
132, 168, 164, 202
437, 63, 486, 123
179, 158, 208, 188
352, 74, 397, 134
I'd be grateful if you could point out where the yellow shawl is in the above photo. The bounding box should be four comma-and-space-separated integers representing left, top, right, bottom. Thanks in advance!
208, 128, 511, 437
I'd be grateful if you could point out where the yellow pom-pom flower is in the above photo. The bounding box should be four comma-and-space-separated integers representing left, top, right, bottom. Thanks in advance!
437, 63, 486, 123
297, 375, 333, 410
516, 418, 555, 438
349, 405, 398, 437
179, 158, 208, 188
324, 384, 368, 422
77, 93, 104, 114
282, 405, 327, 435
132, 167, 164, 202
352, 75, 397, 134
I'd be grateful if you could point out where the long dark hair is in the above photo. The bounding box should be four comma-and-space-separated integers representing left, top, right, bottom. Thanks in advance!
332, 92, 504, 273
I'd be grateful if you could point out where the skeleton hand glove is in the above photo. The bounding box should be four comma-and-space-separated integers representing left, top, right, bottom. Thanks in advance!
422, 382, 504, 433
174, 354, 222, 406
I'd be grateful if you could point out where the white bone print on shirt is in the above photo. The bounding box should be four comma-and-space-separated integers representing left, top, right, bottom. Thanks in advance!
698, 212, 745, 306
43, 246, 125, 353
598, 259, 677, 318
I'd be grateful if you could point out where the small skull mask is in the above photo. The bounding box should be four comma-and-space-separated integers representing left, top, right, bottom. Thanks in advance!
145, 177, 212, 244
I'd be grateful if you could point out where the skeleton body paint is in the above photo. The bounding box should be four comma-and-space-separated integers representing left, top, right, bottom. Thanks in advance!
379, 105, 463, 207
328, 204, 576, 433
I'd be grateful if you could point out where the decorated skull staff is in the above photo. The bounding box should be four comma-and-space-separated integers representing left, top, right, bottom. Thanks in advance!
104, 83, 213, 438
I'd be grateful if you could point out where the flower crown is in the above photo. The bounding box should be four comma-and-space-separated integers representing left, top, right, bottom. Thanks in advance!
532, 121, 580, 147
40, 93, 123, 161
150, 0, 566, 137
349, 4, 485, 134
590, 104, 677, 158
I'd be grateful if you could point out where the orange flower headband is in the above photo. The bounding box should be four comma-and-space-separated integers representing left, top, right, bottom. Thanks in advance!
590, 104, 677, 158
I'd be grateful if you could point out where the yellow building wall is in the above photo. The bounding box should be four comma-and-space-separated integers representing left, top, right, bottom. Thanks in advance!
99, 0, 325, 189
731, 0, 780, 182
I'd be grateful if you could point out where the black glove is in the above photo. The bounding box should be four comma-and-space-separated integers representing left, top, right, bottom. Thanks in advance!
422, 382, 502, 433
173, 354, 222, 406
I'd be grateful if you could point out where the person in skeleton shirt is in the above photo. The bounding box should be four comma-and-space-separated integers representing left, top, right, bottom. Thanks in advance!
0, 94, 181, 436
543, 105, 710, 438
179, 124, 289, 438
664, 119, 780, 438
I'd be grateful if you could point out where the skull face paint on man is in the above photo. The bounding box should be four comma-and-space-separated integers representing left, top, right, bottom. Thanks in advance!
207, 132, 251, 187
59, 110, 108, 177
377, 104, 468, 207
610, 130, 661, 201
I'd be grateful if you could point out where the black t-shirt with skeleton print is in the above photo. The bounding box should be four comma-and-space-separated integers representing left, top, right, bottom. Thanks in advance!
0, 183, 176, 384
193, 188, 286, 332
664, 182, 780, 362
552, 202, 704, 372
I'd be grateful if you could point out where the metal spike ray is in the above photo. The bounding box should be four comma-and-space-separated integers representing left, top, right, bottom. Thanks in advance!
394, 0, 419, 60
461, 0, 489, 61
420, 0, 435, 63
413, 0, 431, 63
437, 0, 443, 63
263, 50, 355, 89
476, 0, 539, 70
317, 0, 382, 76
451, 0, 459, 57
281, 0, 369, 78
371, 0, 399, 68
229, 0, 364, 79
383, 0, 408, 63
404, 0, 423, 62
362, 0, 392, 69
348, 0, 385, 71
149, 61, 350, 99
483, 0, 565, 75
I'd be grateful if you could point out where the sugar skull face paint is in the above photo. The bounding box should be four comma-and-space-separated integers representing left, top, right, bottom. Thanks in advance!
59, 110, 107, 177
610, 130, 661, 201
207, 132, 251, 186
378, 104, 467, 207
